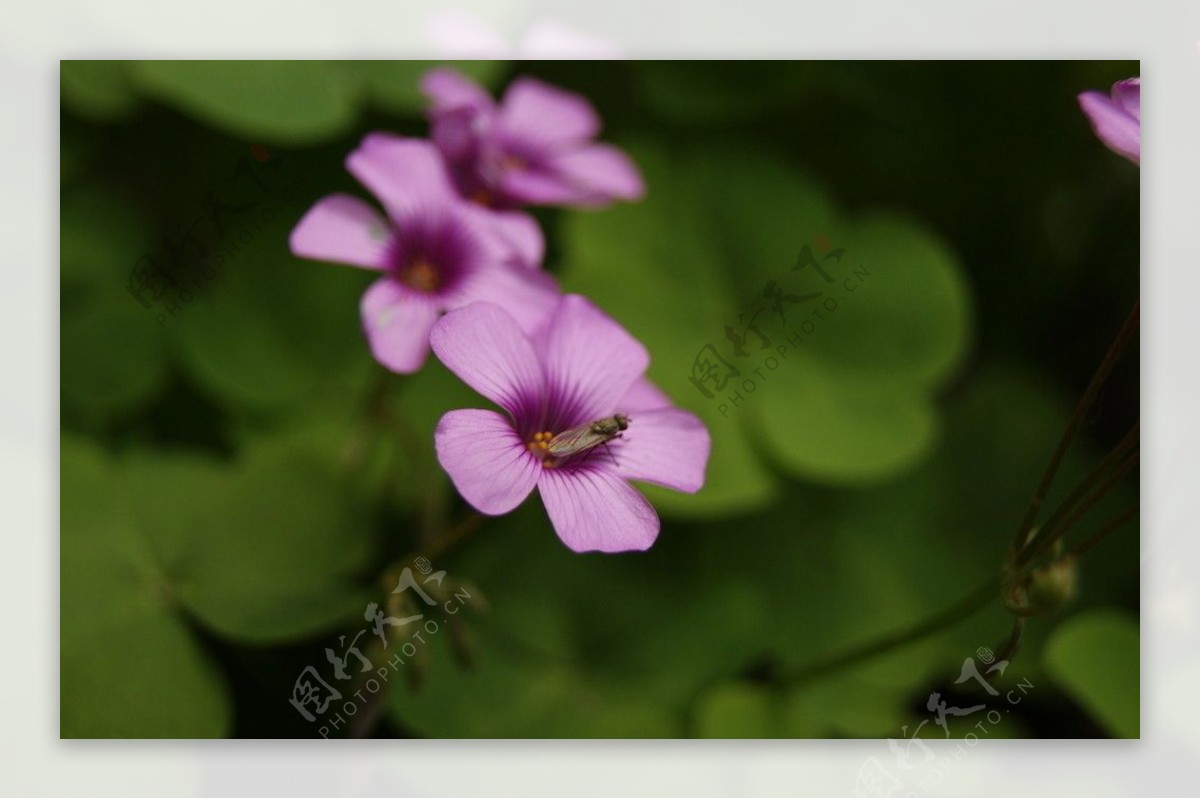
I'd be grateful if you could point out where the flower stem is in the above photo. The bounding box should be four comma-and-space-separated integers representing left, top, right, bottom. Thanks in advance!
1021, 448, 1139, 569
784, 301, 1138, 685
1008, 300, 1139, 555
993, 616, 1028, 664
1016, 421, 1139, 566
1065, 504, 1139, 561
380, 512, 483, 599
785, 577, 1000, 687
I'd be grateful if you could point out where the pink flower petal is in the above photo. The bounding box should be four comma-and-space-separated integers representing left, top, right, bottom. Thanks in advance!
1112, 77, 1140, 120
497, 76, 600, 151
487, 209, 545, 268
430, 302, 544, 418
421, 67, 495, 114
289, 194, 390, 269
451, 262, 560, 337
538, 467, 659, 552
1078, 90, 1140, 165
548, 143, 646, 203
536, 295, 649, 425
497, 166, 588, 206
435, 409, 541, 515
615, 408, 710, 494
360, 277, 440, 373
431, 106, 485, 161
455, 204, 545, 270
618, 377, 674, 412
346, 135, 458, 218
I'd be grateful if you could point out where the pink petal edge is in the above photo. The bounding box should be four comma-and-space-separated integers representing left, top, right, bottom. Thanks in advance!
615, 407, 710, 494
346, 135, 459, 218
429, 302, 545, 418
289, 194, 390, 270
436, 408, 541, 515
360, 278, 440, 374
538, 466, 660, 553
497, 76, 601, 151
1078, 91, 1140, 165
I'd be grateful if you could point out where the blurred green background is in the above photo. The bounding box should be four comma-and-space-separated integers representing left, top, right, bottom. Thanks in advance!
60, 60, 1139, 739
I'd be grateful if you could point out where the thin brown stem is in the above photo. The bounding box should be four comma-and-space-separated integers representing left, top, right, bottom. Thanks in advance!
1025, 449, 1139, 567
425, 513, 484, 563
380, 513, 484, 595
785, 577, 1001, 687
1017, 422, 1140, 565
1009, 301, 1140, 553
993, 616, 1027, 665
1066, 505, 1139, 560
993, 503, 1138, 673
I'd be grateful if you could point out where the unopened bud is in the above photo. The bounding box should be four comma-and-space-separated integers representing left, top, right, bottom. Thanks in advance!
1005, 557, 1078, 616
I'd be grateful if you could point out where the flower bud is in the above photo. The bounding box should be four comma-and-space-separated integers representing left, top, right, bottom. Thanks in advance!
1005, 556, 1079, 617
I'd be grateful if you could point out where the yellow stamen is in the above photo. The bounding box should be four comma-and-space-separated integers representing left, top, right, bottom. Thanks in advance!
527, 430, 558, 467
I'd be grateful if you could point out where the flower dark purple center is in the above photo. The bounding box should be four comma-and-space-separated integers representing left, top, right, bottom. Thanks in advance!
384, 210, 478, 295
461, 140, 540, 209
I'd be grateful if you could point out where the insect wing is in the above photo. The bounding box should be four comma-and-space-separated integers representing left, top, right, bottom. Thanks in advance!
546, 423, 608, 457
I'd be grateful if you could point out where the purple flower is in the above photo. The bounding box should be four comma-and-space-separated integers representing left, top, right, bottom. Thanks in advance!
430, 296, 710, 553
1078, 78, 1140, 165
420, 68, 645, 209
290, 134, 559, 373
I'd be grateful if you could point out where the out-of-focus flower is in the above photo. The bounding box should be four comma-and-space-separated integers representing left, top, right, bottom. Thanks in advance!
431, 296, 709, 553
290, 135, 558, 373
421, 68, 645, 208
1078, 77, 1140, 165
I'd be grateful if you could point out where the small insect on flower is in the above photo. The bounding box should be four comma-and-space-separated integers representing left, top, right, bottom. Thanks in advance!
547, 414, 630, 458
432, 297, 711, 552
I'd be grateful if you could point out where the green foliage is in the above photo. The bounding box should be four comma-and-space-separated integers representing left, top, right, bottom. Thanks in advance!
60, 186, 149, 291
349, 60, 504, 113
1044, 610, 1140, 737
60, 186, 169, 425
61, 291, 169, 426
61, 437, 231, 737
560, 143, 970, 507
61, 418, 380, 735
71, 60, 508, 145
61, 61, 139, 121
173, 206, 372, 410
59, 60, 1139, 739
132, 61, 363, 144
127, 443, 376, 642
695, 682, 775, 738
